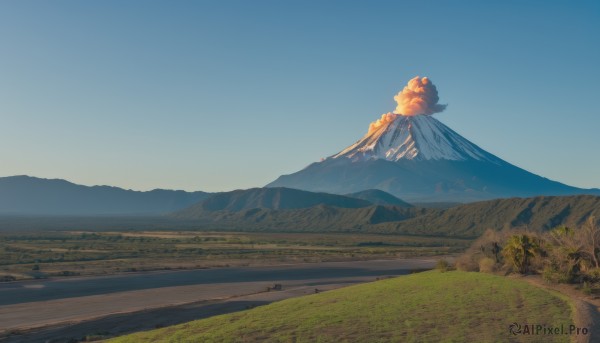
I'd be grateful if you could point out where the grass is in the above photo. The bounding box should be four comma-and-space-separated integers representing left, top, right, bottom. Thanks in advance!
107, 271, 575, 343
0, 231, 468, 281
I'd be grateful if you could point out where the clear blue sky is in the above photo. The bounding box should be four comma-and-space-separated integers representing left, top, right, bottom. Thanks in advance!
1, 1, 599, 192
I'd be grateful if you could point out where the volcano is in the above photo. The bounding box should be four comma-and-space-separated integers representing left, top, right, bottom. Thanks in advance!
267, 79, 599, 202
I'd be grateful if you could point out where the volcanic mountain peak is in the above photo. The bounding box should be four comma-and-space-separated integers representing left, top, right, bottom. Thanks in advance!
332, 114, 502, 164
268, 76, 600, 202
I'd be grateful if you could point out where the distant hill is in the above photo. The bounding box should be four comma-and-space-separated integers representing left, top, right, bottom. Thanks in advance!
380, 195, 600, 237
175, 204, 427, 230
175, 187, 373, 218
175, 194, 600, 238
410, 202, 462, 209
345, 189, 412, 207
0, 175, 210, 215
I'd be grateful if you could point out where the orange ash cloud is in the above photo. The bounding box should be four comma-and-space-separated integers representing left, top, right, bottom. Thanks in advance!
393, 76, 446, 116
366, 76, 447, 134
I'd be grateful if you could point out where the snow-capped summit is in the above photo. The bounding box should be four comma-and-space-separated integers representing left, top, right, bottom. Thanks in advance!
332, 114, 501, 164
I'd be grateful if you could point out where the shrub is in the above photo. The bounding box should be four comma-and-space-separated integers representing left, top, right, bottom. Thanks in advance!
436, 259, 452, 272
455, 228, 513, 272
478, 257, 496, 273
455, 255, 479, 272
582, 281, 593, 295
502, 234, 542, 274
542, 264, 573, 284
584, 268, 600, 283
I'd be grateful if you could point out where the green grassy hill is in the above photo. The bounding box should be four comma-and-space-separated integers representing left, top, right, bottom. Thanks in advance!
108, 271, 575, 343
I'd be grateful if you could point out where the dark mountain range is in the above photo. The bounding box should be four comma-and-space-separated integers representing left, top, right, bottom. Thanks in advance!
345, 189, 413, 207
175, 193, 600, 238
0, 175, 210, 215
174, 187, 373, 218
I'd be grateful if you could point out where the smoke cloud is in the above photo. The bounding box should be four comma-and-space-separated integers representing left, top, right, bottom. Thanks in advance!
393, 76, 446, 116
368, 112, 399, 134
367, 76, 446, 134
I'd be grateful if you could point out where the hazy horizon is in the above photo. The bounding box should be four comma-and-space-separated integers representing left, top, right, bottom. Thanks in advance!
1, 1, 599, 192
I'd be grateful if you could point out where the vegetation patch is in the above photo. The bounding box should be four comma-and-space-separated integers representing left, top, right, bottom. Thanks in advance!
457, 216, 600, 293
0, 231, 468, 280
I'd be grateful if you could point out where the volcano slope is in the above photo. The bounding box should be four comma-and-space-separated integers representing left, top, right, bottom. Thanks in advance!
107, 271, 576, 343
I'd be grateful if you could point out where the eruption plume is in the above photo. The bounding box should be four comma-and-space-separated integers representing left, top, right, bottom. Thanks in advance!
368, 112, 399, 134
394, 76, 446, 116
367, 76, 446, 134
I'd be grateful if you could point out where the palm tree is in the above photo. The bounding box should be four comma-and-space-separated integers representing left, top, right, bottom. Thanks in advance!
502, 234, 540, 274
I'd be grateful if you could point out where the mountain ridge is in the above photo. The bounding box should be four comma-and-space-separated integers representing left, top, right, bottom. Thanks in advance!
175, 194, 600, 238
345, 189, 413, 207
0, 175, 210, 215
174, 187, 375, 217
